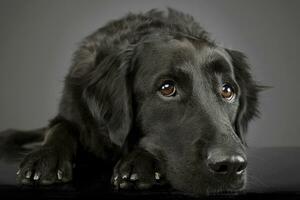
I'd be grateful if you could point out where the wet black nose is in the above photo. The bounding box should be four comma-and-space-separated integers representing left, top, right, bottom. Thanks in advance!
207, 151, 247, 175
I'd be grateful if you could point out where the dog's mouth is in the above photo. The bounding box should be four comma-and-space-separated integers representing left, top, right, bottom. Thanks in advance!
173, 179, 246, 197
200, 173, 248, 196
204, 169, 248, 194
207, 178, 246, 195
165, 164, 247, 196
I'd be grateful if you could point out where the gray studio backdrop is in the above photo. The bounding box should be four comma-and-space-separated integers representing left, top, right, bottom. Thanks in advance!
0, 0, 299, 147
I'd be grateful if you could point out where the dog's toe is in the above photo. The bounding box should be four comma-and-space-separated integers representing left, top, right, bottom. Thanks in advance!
17, 147, 73, 185
112, 149, 165, 190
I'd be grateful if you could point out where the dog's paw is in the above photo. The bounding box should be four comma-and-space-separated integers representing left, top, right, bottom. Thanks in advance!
17, 146, 73, 185
112, 149, 165, 190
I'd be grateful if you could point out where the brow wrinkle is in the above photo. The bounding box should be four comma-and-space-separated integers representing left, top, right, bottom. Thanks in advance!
197, 47, 234, 75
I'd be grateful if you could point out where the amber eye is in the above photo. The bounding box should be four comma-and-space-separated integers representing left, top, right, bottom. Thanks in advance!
159, 80, 176, 97
221, 83, 235, 102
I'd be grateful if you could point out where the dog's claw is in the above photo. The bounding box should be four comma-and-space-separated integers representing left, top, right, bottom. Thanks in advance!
33, 173, 40, 181
57, 170, 63, 180
25, 171, 32, 179
114, 175, 118, 181
122, 174, 129, 180
155, 172, 161, 180
16, 170, 20, 175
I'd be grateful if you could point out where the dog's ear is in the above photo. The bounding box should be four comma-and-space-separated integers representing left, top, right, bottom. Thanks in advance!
226, 49, 262, 144
81, 50, 134, 147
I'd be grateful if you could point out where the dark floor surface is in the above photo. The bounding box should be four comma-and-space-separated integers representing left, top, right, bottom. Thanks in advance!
1, 147, 300, 199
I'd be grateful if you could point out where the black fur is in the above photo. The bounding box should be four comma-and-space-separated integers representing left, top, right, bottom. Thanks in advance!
0, 9, 261, 196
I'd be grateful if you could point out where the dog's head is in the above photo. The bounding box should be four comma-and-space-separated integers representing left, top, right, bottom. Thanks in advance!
82, 33, 260, 195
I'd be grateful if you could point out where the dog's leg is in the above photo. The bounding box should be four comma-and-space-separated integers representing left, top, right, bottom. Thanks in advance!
17, 122, 77, 185
112, 148, 166, 190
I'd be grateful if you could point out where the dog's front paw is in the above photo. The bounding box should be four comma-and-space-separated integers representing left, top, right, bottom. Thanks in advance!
17, 146, 73, 185
112, 149, 165, 190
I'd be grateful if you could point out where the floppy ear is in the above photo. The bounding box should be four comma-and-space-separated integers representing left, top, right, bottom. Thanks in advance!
81, 50, 134, 147
226, 49, 261, 144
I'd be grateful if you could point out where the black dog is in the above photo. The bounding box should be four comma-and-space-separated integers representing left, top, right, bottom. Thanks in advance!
2, 9, 261, 195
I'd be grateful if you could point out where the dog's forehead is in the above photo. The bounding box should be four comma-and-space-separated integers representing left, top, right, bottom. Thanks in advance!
137, 38, 198, 65
136, 38, 233, 76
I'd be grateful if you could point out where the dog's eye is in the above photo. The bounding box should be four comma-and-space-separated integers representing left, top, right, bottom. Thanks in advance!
221, 83, 235, 102
159, 80, 176, 97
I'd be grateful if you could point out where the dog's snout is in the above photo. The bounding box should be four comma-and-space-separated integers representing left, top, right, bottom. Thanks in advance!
207, 151, 247, 175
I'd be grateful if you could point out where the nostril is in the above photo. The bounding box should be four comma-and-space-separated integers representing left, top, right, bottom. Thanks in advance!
207, 155, 247, 175
208, 162, 229, 174
215, 164, 228, 173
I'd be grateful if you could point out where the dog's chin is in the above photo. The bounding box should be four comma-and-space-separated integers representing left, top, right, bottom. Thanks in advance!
205, 178, 247, 196
185, 179, 246, 197
167, 170, 247, 197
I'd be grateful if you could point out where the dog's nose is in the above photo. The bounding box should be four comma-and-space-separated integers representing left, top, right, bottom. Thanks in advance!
207, 151, 247, 175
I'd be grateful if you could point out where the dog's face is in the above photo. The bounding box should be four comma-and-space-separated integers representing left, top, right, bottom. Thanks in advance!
130, 37, 252, 194
83, 34, 259, 195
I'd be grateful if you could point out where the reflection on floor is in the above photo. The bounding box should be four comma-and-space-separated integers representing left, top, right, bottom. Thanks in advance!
1, 147, 300, 199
